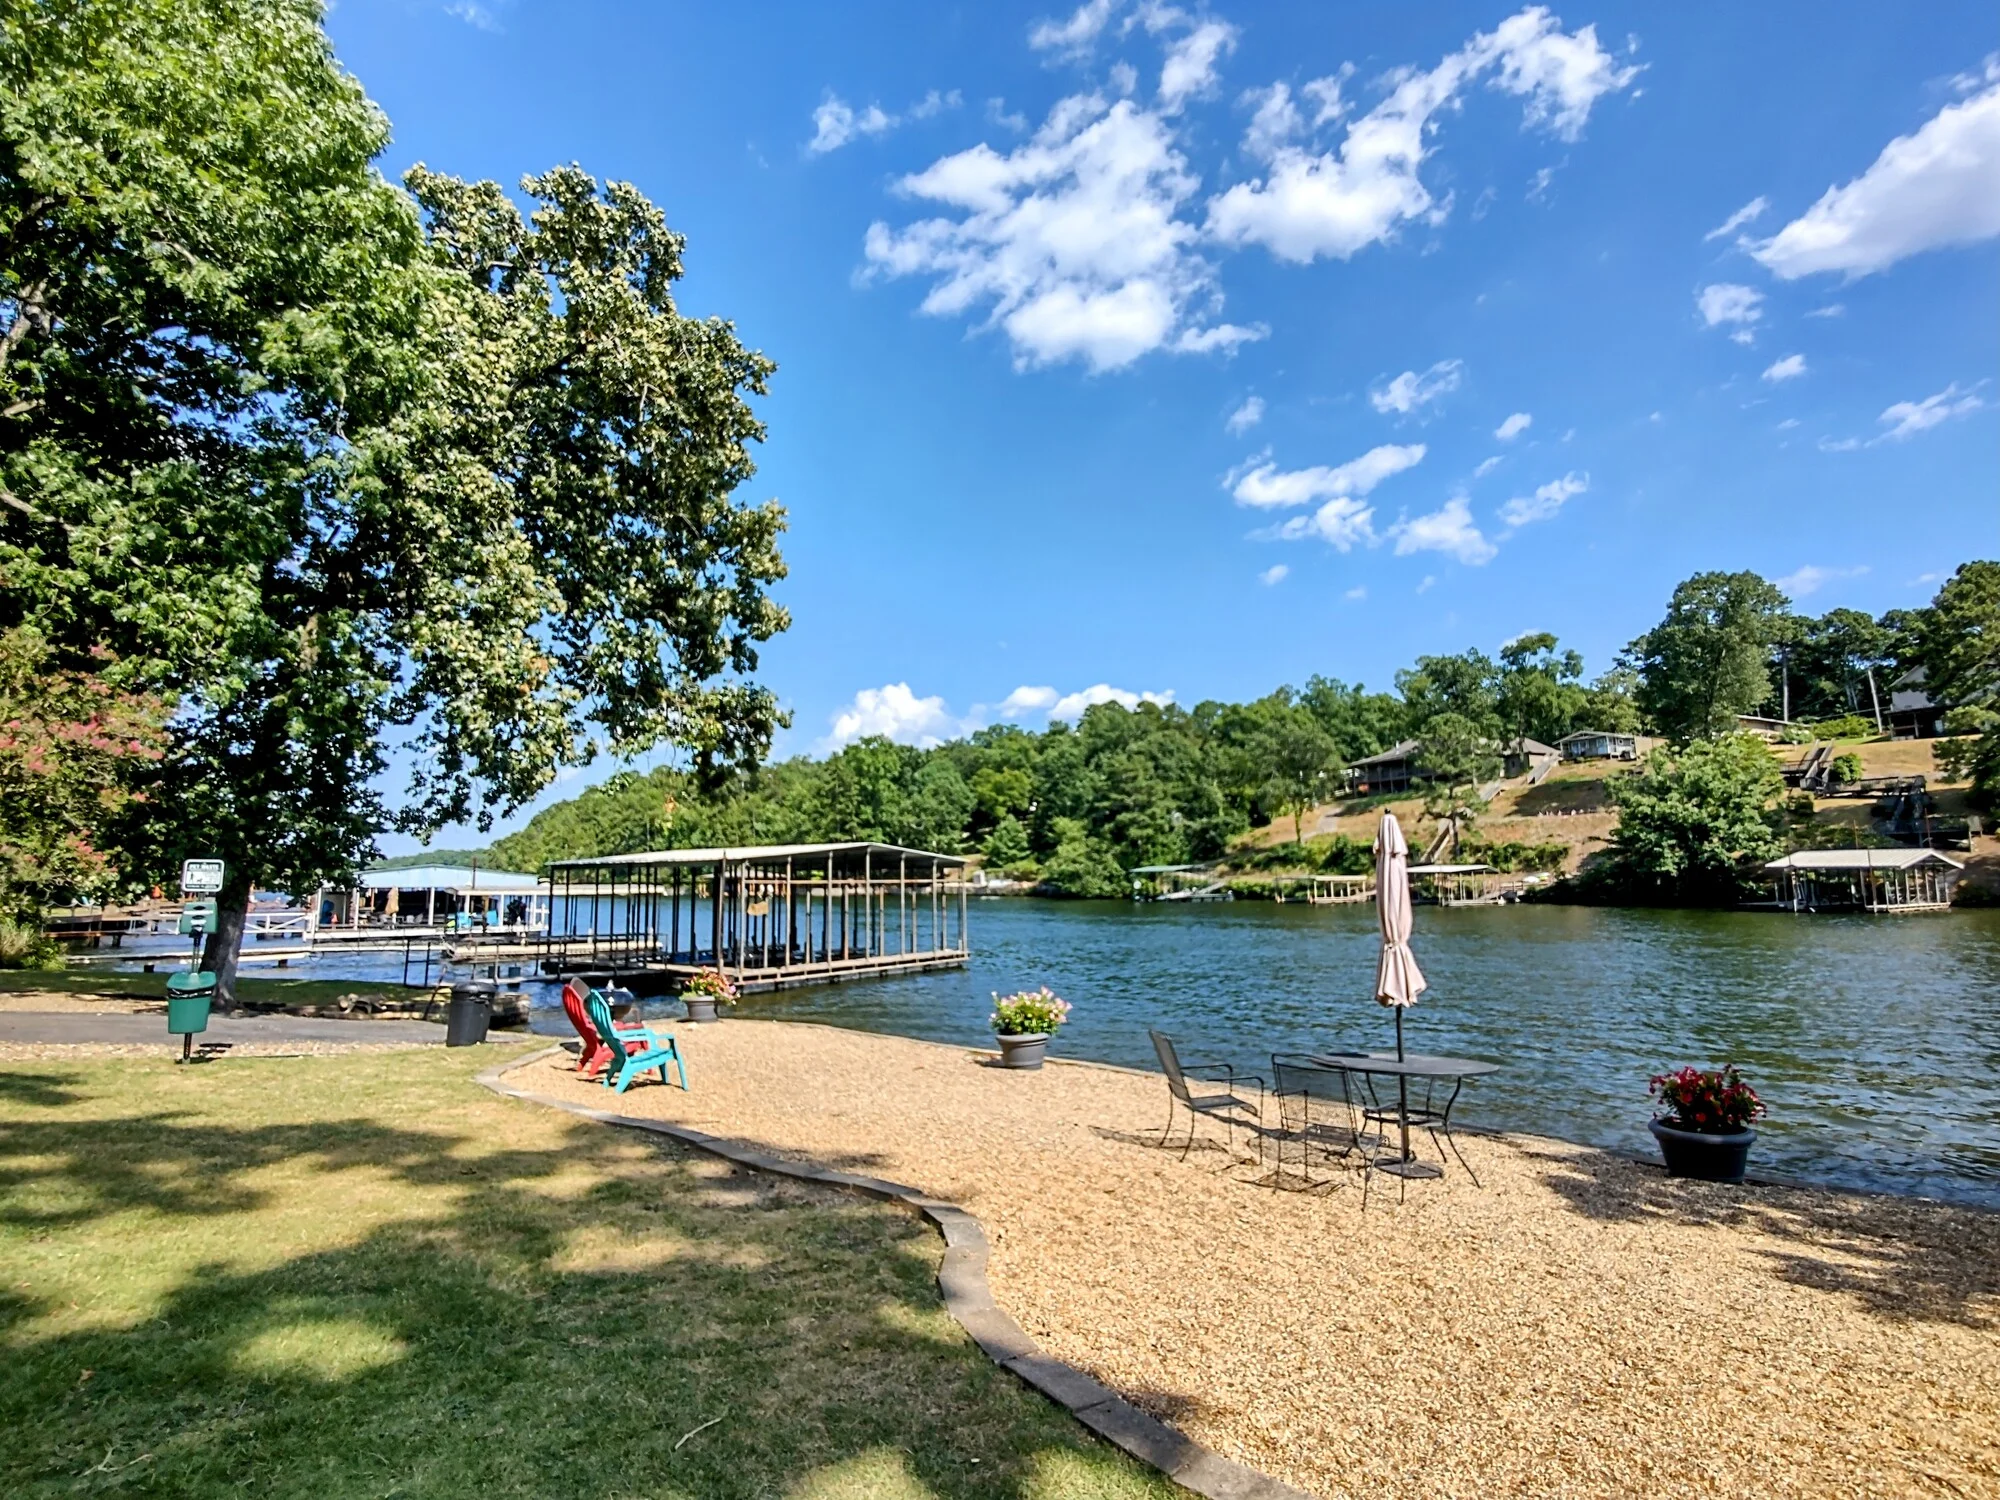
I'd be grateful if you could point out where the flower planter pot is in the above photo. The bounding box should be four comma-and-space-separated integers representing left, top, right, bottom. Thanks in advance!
994, 1032, 1050, 1070
684, 996, 721, 1024
1650, 1119, 1756, 1183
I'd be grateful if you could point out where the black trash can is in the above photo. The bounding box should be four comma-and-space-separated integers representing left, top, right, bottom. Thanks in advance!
445, 984, 493, 1047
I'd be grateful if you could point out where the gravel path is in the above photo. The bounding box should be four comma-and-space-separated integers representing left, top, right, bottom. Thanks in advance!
515, 1020, 1997, 1500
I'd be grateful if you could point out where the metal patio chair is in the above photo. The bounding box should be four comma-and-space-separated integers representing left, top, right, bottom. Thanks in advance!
1268, 1054, 1373, 1199
1148, 1029, 1264, 1161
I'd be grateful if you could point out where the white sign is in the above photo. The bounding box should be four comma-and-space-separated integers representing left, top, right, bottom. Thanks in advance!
180, 859, 226, 894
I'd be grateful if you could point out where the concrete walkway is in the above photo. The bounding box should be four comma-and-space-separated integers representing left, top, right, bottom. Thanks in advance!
0, 1010, 448, 1045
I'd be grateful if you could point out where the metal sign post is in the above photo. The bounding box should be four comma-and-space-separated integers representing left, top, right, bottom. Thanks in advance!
169, 859, 224, 1061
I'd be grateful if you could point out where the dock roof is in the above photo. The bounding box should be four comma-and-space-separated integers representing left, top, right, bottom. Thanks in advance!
1763, 849, 1964, 872
546, 841, 966, 871
357, 864, 542, 893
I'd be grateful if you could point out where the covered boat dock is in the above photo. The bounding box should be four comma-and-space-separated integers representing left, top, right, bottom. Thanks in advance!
542, 842, 970, 993
1762, 849, 1964, 913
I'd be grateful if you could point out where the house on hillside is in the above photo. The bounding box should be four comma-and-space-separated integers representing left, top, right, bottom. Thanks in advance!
1345, 739, 1423, 795
1557, 729, 1639, 762
1888, 666, 1947, 740
1501, 737, 1560, 780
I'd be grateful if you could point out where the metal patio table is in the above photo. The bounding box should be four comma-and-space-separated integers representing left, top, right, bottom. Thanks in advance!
1308, 1052, 1499, 1184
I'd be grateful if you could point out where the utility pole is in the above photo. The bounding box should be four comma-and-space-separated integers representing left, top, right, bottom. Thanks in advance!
1866, 666, 1884, 734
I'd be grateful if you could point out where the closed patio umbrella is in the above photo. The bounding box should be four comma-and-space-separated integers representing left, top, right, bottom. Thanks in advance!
1374, 811, 1430, 1174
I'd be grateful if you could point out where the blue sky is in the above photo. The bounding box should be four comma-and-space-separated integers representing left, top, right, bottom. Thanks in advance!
336, 2, 2000, 853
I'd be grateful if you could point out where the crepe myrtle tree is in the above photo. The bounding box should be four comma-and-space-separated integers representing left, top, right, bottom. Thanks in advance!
0, 1, 787, 1000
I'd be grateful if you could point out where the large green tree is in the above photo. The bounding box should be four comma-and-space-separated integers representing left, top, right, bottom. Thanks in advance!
1497, 632, 1587, 745
1, 1, 787, 995
1603, 734, 1784, 903
1918, 561, 2000, 808
1622, 571, 1790, 740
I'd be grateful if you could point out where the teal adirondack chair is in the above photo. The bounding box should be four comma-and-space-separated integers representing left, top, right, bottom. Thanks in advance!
584, 989, 687, 1094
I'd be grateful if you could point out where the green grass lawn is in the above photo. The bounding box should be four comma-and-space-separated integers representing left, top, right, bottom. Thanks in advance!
0, 1047, 1175, 1499
0, 966, 412, 1010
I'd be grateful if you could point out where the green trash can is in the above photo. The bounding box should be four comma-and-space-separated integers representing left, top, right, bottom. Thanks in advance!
166, 971, 217, 1062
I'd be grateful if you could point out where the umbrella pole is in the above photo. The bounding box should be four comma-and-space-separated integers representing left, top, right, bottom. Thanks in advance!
1396, 1008, 1411, 1163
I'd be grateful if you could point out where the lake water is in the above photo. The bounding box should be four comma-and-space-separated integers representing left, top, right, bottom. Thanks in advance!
589, 899, 2000, 1210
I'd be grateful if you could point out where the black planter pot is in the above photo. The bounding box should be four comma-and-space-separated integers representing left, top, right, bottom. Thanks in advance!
1650, 1119, 1756, 1183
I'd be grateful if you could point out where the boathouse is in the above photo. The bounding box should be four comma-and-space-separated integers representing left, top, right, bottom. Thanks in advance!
1501, 737, 1560, 779
1761, 848, 1964, 913
541, 842, 969, 993
328, 865, 546, 930
1557, 729, 1638, 762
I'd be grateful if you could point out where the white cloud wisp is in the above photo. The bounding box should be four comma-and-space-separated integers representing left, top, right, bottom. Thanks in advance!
1207, 7, 1639, 264
1762, 353, 1808, 383
1752, 66, 2000, 280
1494, 411, 1532, 440
820, 683, 962, 751
1226, 394, 1265, 433
1392, 495, 1496, 565
1371, 359, 1465, 415
1499, 470, 1588, 528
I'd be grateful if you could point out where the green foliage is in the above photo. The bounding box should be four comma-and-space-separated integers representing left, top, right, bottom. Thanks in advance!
1254, 707, 1338, 846
1602, 734, 1785, 903
1811, 715, 1875, 742
0, 628, 167, 919
1036, 818, 1127, 899
1828, 752, 1865, 785
1396, 651, 1502, 738
1459, 838, 1569, 873
1623, 571, 1790, 740
2, 1, 788, 999
1416, 712, 1501, 799
0, 918, 61, 970
1497, 632, 1588, 745
978, 813, 1032, 869
1914, 562, 2000, 812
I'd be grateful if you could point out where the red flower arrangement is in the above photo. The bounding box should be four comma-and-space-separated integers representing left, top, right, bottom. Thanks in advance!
1648, 1064, 1765, 1135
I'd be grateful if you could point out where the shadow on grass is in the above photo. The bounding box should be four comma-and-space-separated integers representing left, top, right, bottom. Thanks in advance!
0, 1057, 1178, 1500
1527, 1144, 1998, 1330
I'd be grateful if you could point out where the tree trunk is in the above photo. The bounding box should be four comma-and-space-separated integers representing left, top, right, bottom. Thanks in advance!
199, 869, 253, 1011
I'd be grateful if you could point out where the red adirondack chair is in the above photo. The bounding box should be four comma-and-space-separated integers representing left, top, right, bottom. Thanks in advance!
561, 977, 654, 1078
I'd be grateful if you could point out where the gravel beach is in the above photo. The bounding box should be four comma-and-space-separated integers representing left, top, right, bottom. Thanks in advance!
515, 1020, 1998, 1500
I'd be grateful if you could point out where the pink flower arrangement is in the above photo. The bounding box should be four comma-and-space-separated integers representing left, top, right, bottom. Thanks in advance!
991, 987, 1071, 1037
683, 968, 738, 1003
1649, 1064, 1765, 1135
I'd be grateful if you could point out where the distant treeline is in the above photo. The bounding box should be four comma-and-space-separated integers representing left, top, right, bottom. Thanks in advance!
480, 565, 1994, 896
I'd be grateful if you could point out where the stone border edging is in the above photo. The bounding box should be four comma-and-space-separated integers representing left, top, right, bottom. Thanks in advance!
474, 1044, 1314, 1500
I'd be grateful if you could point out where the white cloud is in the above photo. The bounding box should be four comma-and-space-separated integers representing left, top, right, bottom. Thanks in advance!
809, 89, 962, 155
809, 96, 896, 155
1029, 0, 1121, 57
910, 89, 964, 120
1775, 564, 1868, 599
1230, 442, 1426, 509
1108, 61, 1139, 97
444, 1, 502, 30
1526, 165, 1557, 202
1876, 382, 1985, 441
1697, 282, 1763, 331
1207, 8, 1638, 263
1416, 574, 1436, 593
1344, 585, 1368, 600
1392, 494, 1496, 565
1270, 497, 1377, 550
1050, 683, 1175, 719
1499, 469, 1588, 528
1762, 353, 1808, 383
1494, 410, 1532, 440
1226, 394, 1265, 433
1258, 563, 1289, 586
1158, 19, 1237, 113
987, 98, 1030, 132
1370, 358, 1465, 415
1473, 455, 1503, 477
999, 685, 1060, 717
1776, 417, 1800, 431
1703, 195, 1768, 241
1751, 68, 2000, 279
820, 683, 962, 750
863, 96, 1258, 370
1818, 436, 1862, 453
1806, 303, 1845, 318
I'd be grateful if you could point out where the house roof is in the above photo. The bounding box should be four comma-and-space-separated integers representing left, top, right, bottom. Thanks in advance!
1556, 729, 1634, 745
357, 865, 543, 893
1764, 849, 1964, 872
1347, 738, 1422, 768
546, 841, 966, 871
1503, 737, 1559, 756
